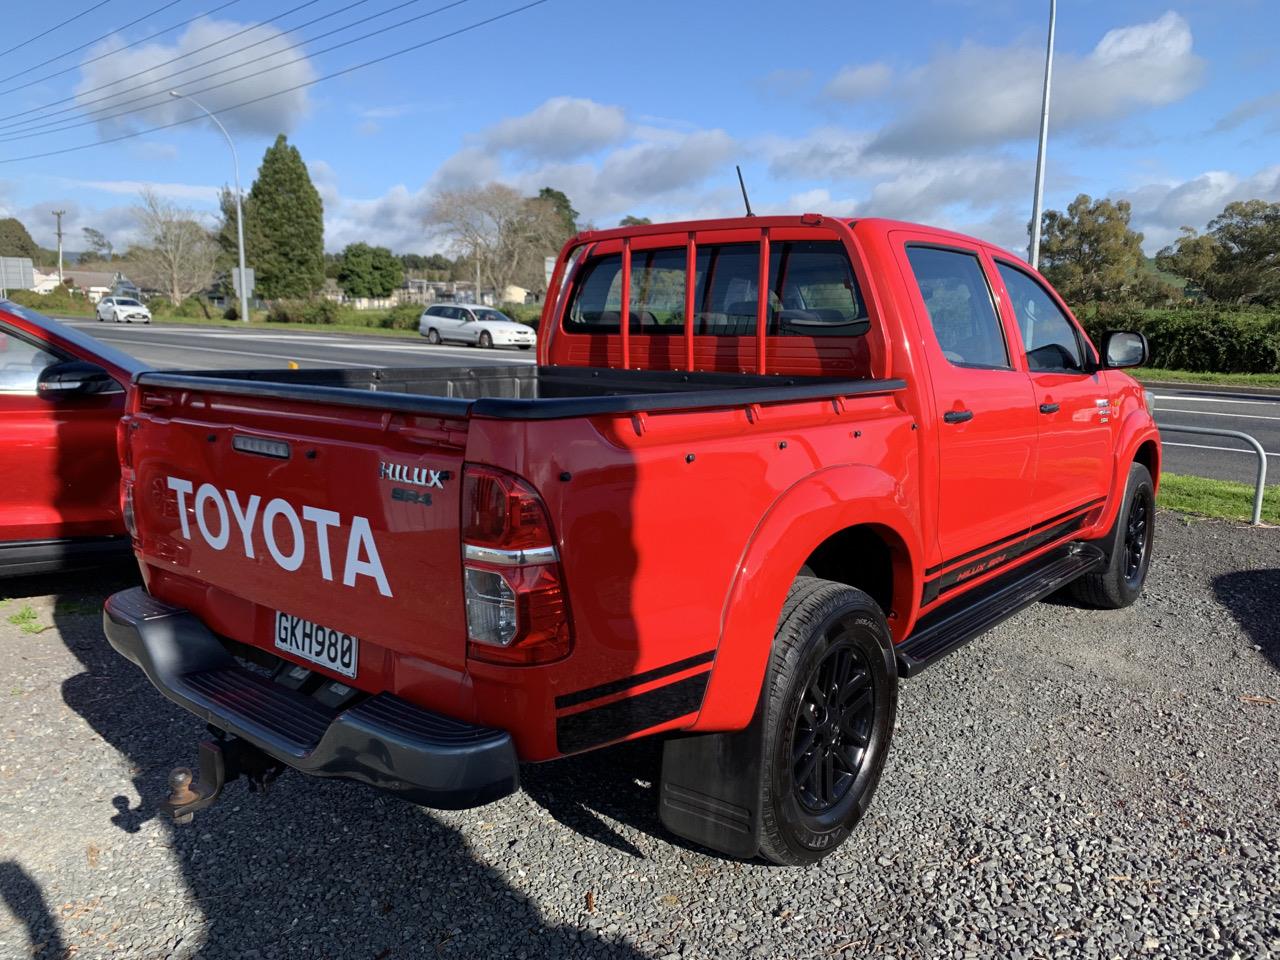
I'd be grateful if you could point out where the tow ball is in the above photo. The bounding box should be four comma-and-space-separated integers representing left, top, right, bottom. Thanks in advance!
162, 735, 286, 824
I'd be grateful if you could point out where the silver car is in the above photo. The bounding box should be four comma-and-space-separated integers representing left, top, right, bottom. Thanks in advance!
418, 303, 536, 350
96, 296, 152, 324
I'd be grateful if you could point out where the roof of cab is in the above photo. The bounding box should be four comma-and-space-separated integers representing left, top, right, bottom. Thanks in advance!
566, 214, 1029, 268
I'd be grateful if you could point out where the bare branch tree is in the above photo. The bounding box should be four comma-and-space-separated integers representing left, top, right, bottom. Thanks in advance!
130, 188, 218, 304
425, 184, 565, 297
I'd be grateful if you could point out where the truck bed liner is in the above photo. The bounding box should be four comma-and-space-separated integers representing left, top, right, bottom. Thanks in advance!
134, 365, 906, 420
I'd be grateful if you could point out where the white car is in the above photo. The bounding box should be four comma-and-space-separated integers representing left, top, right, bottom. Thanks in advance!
96, 296, 152, 324
418, 303, 535, 350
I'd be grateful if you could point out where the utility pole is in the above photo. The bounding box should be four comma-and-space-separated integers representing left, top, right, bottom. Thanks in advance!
1028, 0, 1056, 269
53, 209, 66, 285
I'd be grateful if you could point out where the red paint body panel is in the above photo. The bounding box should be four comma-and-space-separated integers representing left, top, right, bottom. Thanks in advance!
118, 216, 1160, 764
0, 303, 141, 555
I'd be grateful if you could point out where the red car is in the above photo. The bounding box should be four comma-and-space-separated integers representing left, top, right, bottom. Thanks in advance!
0, 301, 143, 576
103, 216, 1159, 863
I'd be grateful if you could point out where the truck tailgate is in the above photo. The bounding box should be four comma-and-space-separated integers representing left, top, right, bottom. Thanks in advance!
126, 386, 471, 686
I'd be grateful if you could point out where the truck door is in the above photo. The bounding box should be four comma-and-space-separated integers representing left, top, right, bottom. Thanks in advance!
992, 260, 1114, 522
896, 240, 1039, 565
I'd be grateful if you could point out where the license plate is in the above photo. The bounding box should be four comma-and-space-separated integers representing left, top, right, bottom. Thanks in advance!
274, 611, 359, 678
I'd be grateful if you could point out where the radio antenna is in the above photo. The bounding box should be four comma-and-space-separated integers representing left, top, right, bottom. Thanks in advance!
736, 164, 755, 217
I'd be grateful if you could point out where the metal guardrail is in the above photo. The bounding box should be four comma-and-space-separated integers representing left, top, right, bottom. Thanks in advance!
1161, 424, 1268, 525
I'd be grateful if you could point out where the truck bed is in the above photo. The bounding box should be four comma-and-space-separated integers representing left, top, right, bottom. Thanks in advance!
134, 364, 905, 419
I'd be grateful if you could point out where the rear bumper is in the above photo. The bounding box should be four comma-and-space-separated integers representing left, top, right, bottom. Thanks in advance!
103, 586, 518, 809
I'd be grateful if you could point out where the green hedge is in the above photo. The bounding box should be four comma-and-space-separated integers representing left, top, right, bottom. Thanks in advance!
5, 286, 86, 313
266, 299, 342, 325
1082, 307, 1280, 374
500, 302, 543, 327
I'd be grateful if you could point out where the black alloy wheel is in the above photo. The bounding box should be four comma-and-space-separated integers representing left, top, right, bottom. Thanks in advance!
1123, 486, 1150, 586
791, 640, 875, 813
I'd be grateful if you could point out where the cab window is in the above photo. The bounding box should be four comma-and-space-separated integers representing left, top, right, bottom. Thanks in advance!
996, 262, 1086, 373
905, 246, 1009, 369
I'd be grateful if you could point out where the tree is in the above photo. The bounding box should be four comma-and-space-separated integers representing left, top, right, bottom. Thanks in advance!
1156, 200, 1280, 305
0, 217, 39, 259
426, 184, 565, 296
337, 242, 403, 298
129, 188, 218, 304
244, 134, 325, 298
539, 186, 578, 235
81, 226, 113, 262
1036, 195, 1149, 311
618, 215, 651, 227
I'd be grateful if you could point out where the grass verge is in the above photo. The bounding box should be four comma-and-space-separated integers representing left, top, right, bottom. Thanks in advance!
1158, 472, 1278, 524
1137, 368, 1280, 388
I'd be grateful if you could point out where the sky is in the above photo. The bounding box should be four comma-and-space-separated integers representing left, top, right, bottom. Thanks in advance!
0, 0, 1276, 260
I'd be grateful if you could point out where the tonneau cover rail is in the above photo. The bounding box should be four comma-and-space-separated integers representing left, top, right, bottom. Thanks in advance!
133, 366, 907, 421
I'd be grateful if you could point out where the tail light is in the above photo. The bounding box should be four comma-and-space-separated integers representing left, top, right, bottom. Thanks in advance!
462, 464, 571, 665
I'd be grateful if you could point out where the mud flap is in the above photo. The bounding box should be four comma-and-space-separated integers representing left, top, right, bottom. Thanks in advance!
658, 692, 765, 859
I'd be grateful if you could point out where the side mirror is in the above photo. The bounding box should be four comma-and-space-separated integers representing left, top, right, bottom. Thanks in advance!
36, 360, 119, 399
1101, 330, 1148, 369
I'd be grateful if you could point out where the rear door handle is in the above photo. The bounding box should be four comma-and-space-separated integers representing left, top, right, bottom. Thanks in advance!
943, 409, 974, 424
1039, 403, 1060, 414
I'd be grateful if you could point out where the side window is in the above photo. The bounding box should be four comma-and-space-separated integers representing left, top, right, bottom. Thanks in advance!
0, 327, 61, 393
905, 246, 1009, 369
996, 263, 1085, 373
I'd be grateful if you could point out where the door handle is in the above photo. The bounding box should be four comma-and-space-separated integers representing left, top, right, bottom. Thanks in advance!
1039, 402, 1060, 414
943, 409, 974, 424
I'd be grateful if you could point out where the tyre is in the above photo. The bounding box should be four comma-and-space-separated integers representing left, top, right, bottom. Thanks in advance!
757, 577, 897, 865
479, 331, 493, 349
518, 345, 532, 350
426, 328, 441, 345
1069, 462, 1155, 609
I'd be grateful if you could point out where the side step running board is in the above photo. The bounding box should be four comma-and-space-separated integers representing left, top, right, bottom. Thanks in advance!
896, 543, 1105, 677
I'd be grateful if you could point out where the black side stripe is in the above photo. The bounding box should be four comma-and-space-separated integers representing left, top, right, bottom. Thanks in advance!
924, 498, 1105, 577
556, 670, 710, 755
922, 514, 1088, 605
555, 650, 716, 709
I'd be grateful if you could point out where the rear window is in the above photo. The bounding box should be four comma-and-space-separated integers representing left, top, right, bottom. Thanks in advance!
564, 240, 868, 338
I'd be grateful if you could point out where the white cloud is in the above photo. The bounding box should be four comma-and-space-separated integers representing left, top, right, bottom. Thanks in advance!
1120, 164, 1280, 251
1212, 91, 1280, 134
483, 96, 629, 161
73, 17, 315, 138
56, 178, 219, 203
869, 11, 1202, 155
823, 63, 892, 103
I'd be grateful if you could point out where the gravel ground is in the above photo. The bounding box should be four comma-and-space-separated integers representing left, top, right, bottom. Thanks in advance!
1, 512, 1277, 960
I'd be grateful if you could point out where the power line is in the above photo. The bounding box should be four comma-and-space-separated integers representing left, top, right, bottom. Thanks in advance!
0, 0, 244, 94
0, 1, 114, 59
0, 0, 471, 142
0, 0, 340, 129
1, 0, 424, 134
0, 0, 550, 165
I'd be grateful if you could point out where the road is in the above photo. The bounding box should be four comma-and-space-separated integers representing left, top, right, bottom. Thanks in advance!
57, 319, 1280, 487
1150, 383, 1280, 487
56, 318, 536, 372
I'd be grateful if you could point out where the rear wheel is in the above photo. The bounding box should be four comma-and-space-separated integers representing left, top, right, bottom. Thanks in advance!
479, 331, 493, 349
757, 577, 897, 865
426, 328, 441, 344
1069, 462, 1155, 609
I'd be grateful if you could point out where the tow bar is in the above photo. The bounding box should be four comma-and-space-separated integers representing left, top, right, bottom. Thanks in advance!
162, 735, 286, 824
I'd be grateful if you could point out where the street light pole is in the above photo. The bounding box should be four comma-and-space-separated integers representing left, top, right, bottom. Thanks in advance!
1028, 0, 1056, 269
169, 90, 250, 323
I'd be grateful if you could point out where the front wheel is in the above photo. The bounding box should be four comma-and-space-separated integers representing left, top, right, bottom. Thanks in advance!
478, 331, 493, 349
518, 344, 532, 350
426, 328, 441, 345
757, 577, 897, 865
1069, 462, 1155, 609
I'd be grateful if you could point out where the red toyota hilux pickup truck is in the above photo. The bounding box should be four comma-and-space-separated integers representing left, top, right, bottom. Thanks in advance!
103, 216, 1159, 864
